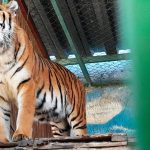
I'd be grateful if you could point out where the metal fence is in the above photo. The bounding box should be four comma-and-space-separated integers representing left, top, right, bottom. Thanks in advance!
24, 0, 131, 86
23, 0, 133, 137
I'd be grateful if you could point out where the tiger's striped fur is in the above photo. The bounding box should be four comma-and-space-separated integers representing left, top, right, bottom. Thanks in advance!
0, 1, 86, 143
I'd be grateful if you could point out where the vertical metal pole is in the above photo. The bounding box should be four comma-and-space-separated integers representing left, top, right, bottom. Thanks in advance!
51, 0, 92, 85
119, 0, 150, 149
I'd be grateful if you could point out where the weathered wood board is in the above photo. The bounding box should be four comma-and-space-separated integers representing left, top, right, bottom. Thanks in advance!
0, 134, 136, 150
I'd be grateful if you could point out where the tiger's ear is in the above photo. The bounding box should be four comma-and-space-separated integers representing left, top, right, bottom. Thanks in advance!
6, 0, 18, 15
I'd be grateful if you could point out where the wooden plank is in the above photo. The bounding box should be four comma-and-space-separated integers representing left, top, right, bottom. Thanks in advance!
38, 141, 128, 149
66, 0, 91, 56
36, 134, 112, 143
0, 135, 135, 150
51, 0, 92, 85
54, 53, 130, 66
17, 0, 49, 59
111, 134, 128, 142
92, 0, 117, 55
32, 0, 67, 59
15, 134, 112, 147
38, 146, 133, 150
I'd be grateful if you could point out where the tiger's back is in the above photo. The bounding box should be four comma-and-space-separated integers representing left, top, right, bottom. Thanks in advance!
33, 57, 87, 136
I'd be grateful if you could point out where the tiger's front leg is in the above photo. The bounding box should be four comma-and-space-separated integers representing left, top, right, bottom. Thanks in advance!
12, 81, 36, 142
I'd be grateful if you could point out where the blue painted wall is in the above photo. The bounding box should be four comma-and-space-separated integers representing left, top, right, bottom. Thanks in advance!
86, 85, 135, 136
66, 60, 134, 136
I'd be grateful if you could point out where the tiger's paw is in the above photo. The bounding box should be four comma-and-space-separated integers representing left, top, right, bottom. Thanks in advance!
12, 133, 29, 142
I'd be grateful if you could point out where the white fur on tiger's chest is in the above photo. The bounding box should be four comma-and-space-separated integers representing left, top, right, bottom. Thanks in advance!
0, 74, 16, 103
35, 89, 72, 122
0, 47, 16, 101
0, 57, 30, 103
0, 47, 15, 73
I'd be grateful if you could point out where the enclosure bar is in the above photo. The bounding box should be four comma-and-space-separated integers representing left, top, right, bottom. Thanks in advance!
32, 0, 67, 59
51, 0, 92, 85
55, 53, 129, 66
66, 0, 91, 56
92, 0, 117, 55
17, 0, 49, 59
119, 0, 150, 149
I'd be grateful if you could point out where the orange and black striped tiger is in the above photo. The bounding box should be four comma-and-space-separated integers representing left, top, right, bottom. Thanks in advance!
0, 0, 87, 143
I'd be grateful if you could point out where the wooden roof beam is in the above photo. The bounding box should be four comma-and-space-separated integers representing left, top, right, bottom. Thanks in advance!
17, 0, 49, 59
52, 0, 90, 57
66, 0, 92, 56
31, 0, 68, 59
92, 0, 117, 55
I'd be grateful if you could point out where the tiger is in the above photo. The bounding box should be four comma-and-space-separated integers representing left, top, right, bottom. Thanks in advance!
0, 0, 87, 143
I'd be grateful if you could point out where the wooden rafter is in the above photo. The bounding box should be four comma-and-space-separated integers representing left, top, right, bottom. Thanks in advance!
92, 0, 117, 55
52, 0, 90, 57
66, 0, 92, 56
32, 0, 68, 59
17, 0, 49, 59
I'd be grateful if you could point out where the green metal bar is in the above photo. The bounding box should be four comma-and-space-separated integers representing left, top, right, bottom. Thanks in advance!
51, 0, 92, 85
55, 53, 130, 66
2, 0, 8, 4
119, 0, 150, 149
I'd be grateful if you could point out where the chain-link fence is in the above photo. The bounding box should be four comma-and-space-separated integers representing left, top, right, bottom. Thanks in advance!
40, 0, 71, 55
66, 60, 132, 85
72, 0, 118, 54
24, 0, 131, 86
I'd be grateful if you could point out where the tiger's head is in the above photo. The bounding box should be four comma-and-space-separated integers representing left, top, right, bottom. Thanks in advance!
0, 0, 18, 49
